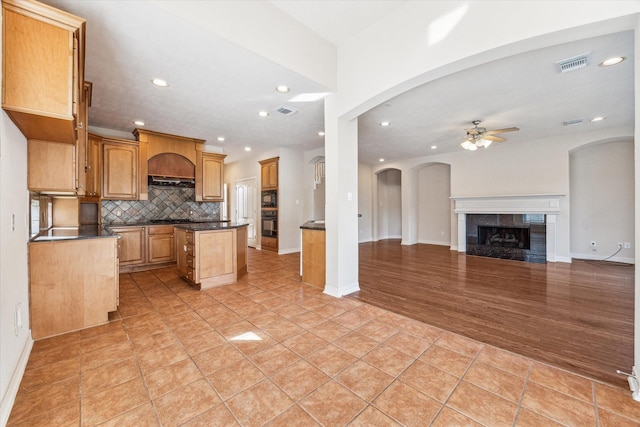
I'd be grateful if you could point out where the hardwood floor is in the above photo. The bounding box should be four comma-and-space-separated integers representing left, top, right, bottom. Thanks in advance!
351, 240, 634, 388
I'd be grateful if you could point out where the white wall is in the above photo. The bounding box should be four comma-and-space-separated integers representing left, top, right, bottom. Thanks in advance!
418, 163, 451, 246
376, 169, 402, 239
277, 148, 304, 254
225, 147, 304, 254
570, 139, 635, 263
0, 112, 31, 425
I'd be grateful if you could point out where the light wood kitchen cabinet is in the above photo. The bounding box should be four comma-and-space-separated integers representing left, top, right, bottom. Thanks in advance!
147, 225, 176, 264
196, 152, 226, 202
29, 236, 118, 339
111, 226, 145, 266
28, 139, 77, 193
175, 225, 248, 290
2, 0, 85, 144
102, 139, 139, 200
260, 157, 279, 189
85, 133, 102, 198
259, 157, 279, 252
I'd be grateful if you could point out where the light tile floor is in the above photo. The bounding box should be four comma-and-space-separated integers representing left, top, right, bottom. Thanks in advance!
8, 249, 640, 426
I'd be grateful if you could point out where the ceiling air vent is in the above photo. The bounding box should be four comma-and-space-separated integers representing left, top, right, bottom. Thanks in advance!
554, 52, 591, 73
275, 105, 297, 116
563, 118, 585, 127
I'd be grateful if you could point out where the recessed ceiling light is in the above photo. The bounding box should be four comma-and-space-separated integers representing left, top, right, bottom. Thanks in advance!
380, 121, 390, 127
151, 78, 169, 87
600, 56, 625, 67
217, 136, 225, 142
591, 116, 605, 122
244, 146, 251, 152
430, 145, 438, 150
276, 85, 290, 93
379, 158, 385, 162
318, 131, 325, 136
289, 92, 330, 102
133, 120, 145, 126
258, 111, 269, 117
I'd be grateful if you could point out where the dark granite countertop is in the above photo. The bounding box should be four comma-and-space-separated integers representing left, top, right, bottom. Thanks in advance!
105, 219, 229, 227
31, 225, 118, 242
174, 222, 249, 231
300, 220, 326, 231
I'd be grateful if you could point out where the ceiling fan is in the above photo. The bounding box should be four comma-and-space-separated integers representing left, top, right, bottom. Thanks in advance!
461, 120, 519, 151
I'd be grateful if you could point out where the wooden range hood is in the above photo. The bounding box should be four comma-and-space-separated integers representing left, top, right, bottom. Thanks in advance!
133, 128, 205, 199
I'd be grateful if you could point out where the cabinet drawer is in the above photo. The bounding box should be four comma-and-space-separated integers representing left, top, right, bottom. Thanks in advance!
185, 232, 195, 244
185, 243, 195, 256
186, 256, 195, 268
147, 225, 174, 235
186, 267, 195, 282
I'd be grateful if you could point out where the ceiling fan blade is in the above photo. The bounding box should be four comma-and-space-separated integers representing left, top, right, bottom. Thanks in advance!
485, 135, 506, 143
486, 127, 519, 135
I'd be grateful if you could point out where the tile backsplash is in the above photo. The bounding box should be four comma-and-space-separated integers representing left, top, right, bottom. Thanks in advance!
102, 186, 220, 224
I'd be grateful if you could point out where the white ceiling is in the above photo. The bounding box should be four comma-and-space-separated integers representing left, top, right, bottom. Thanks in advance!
42, 1, 634, 165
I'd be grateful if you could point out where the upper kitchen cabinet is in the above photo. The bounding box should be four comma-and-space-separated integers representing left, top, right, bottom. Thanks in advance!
196, 152, 227, 202
260, 157, 279, 189
28, 139, 77, 193
102, 138, 139, 200
2, 0, 85, 144
85, 132, 102, 198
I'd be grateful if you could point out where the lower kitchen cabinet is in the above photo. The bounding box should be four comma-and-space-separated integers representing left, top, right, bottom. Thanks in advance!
29, 236, 119, 340
111, 226, 145, 267
147, 225, 176, 264
175, 225, 248, 290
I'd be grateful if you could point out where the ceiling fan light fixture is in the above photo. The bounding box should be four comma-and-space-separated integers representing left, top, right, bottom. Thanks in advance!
482, 139, 492, 148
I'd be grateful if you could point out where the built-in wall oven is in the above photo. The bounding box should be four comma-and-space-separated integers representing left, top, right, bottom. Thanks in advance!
261, 210, 277, 238
261, 190, 277, 208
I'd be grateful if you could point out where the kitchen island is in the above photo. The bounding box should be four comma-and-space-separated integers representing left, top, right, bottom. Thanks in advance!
174, 222, 249, 290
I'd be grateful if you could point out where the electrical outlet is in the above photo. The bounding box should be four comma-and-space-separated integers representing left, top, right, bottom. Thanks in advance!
618, 242, 624, 249
591, 240, 597, 251
625, 242, 632, 249
116, 209, 122, 217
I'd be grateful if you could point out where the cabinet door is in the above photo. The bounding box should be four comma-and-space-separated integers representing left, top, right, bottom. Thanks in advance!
259, 158, 278, 189
102, 141, 138, 200
200, 153, 225, 201
268, 163, 278, 188
112, 227, 145, 266
86, 134, 102, 197
147, 230, 176, 264
2, 1, 85, 143
28, 139, 76, 193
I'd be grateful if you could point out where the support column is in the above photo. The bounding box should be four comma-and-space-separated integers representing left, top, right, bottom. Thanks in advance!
323, 96, 360, 297
401, 168, 418, 245
545, 214, 557, 262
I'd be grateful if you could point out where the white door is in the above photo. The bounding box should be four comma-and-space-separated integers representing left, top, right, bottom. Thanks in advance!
235, 177, 257, 247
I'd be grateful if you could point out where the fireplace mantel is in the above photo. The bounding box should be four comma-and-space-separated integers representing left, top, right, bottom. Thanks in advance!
451, 194, 565, 262
451, 194, 564, 214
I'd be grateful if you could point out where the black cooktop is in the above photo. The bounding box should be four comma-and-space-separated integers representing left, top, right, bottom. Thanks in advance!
149, 219, 191, 224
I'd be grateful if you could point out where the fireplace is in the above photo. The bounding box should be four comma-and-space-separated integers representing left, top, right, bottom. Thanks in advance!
465, 214, 545, 263
452, 194, 564, 263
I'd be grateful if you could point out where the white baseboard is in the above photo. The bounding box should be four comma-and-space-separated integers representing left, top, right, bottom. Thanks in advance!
553, 256, 573, 263
278, 247, 300, 255
418, 239, 451, 246
0, 333, 33, 426
570, 252, 635, 264
324, 281, 360, 298
358, 237, 373, 243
